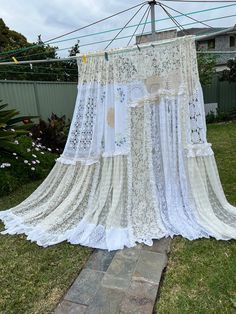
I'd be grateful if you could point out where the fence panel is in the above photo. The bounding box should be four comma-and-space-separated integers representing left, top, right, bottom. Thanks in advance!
202, 75, 236, 113
219, 80, 236, 112
0, 80, 77, 120
0, 80, 39, 116
34, 82, 77, 120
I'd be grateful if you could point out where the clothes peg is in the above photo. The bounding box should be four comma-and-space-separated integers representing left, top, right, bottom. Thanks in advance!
12, 57, 19, 64
82, 55, 87, 63
104, 52, 108, 61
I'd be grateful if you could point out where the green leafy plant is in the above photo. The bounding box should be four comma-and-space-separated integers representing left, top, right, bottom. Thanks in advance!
30, 113, 70, 153
206, 107, 236, 124
0, 100, 37, 157
197, 53, 216, 86
221, 59, 236, 83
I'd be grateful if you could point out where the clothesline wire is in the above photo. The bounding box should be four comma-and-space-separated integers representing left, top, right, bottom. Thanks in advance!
160, 0, 236, 2
159, 2, 215, 29
158, 3, 189, 35
0, 2, 234, 59
127, 6, 150, 47
137, 7, 151, 47
0, 1, 147, 58
0, 70, 78, 76
105, 3, 148, 50
1, 48, 235, 76
0, 12, 235, 65
0, 3, 234, 60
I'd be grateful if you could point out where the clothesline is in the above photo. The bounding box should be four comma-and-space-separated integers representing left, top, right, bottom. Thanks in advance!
0, 49, 235, 66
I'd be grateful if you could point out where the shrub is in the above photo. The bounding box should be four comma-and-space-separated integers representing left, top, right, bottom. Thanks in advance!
0, 100, 37, 158
206, 107, 236, 124
30, 113, 70, 154
0, 136, 58, 197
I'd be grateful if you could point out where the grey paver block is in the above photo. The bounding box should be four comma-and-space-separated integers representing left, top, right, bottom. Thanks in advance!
126, 279, 158, 300
64, 269, 104, 305
101, 273, 131, 290
85, 249, 116, 272
85, 287, 125, 314
142, 237, 171, 253
101, 254, 137, 290
54, 300, 87, 314
120, 279, 158, 313
133, 250, 167, 284
115, 246, 141, 260
119, 294, 155, 314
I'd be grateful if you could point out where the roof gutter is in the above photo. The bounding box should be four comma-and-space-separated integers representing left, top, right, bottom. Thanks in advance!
196, 25, 236, 41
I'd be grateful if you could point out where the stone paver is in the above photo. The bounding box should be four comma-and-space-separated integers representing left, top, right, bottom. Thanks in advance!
120, 280, 158, 314
85, 287, 125, 314
54, 300, 87, 314
133, 250, 168, 284
53, 238, 171, 314
64, 269, 104, 305
85, 249, 116, 272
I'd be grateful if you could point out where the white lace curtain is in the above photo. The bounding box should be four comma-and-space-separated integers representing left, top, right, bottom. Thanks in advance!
1, 36, 236, 250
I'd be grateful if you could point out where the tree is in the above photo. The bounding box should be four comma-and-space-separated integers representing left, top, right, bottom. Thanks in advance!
197, 53, 216, 86
0, 19, 78, 82
221, 59, 236, 82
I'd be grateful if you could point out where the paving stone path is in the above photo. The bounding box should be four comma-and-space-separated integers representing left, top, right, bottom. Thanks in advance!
54, 238, 171, 314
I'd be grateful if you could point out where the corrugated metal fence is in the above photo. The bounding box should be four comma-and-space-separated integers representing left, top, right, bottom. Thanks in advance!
0, 78, 235, 121
202, 75, 236, 113
0, 80, 77, 120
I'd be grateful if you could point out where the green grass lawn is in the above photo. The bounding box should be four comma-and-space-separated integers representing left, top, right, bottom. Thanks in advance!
0, 180, 92, 314
157, 122, 236, 314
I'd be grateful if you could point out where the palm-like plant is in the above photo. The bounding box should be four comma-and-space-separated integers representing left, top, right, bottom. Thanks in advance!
0, 100, 38, 156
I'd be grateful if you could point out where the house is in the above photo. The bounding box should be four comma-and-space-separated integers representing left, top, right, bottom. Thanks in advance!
178, 26, 236, 71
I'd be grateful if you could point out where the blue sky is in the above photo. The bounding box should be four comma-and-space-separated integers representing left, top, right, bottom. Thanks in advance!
1, 0, 236, 57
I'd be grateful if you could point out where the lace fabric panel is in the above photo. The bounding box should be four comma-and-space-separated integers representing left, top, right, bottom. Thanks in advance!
149, 97, 209, 239
128, 105, 167, 245
187, 155, 236, 239
59, 36, 200, 165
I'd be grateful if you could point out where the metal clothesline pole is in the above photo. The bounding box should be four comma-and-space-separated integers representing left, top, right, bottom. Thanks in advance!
149, 0, 157, 39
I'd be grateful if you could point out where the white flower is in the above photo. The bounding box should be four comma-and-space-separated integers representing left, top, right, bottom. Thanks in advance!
14, 140, 19, 144
31, 167, 35, 171
0, 164, 5, 168
24, 160, 28, 164
37, 138, 41, 141
36, 160, 40, 164
39, 131, 43, 134
27, 148, 31, 152
29, 132, 32, 137
15, 156, 18, 160
40, 152, 45, 155
13, 152, 17, 156
28, 163, 31, 166
32, 161, 36, 164
2, 163, 11, 167
56, 148, 59, 151
11, 128, 15, 132
32, 142, 35, 147
47, 148, 52, 151
35, 147, 40, 151
32, 154, 37, 158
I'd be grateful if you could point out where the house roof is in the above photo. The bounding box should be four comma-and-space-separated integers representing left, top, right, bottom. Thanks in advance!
177, 26, 236, 38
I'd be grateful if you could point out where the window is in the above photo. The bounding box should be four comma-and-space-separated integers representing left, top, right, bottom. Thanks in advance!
230, 36, 235, 47
207, 39, 215, 49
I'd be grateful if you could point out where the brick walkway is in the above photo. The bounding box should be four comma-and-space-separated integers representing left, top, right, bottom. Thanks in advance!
53, 238, 170, 314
